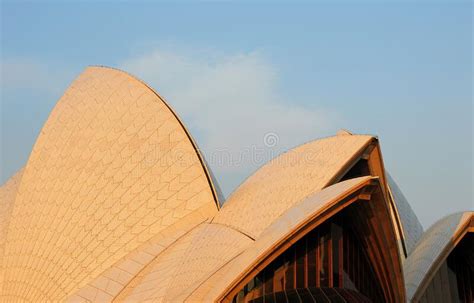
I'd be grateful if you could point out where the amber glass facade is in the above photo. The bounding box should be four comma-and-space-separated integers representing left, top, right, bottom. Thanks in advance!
232, 213, 384, 303
419, 233, 473, 303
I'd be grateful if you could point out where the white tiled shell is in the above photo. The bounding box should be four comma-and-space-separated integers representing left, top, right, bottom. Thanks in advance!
386, 173, 424, 255
403, 212, 472, 302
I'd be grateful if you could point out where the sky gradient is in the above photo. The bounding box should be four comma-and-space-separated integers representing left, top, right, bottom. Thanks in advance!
1, 1, 472, 228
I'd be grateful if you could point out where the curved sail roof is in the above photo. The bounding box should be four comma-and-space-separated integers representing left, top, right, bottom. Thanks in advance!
0, 67, 220, 301
1, 64, 453, 302
107, 176, 405, 302
94, 131, 398, 301
64, 133, 379, 302
114, 223, 253, 302
0, 169, 23, 252
386, 173, 424, 256
97, 177, 369, 302
213, 134, 375, 239
404, 211, 473, 302
191, 176, 404, 302
0, 169, 24, 290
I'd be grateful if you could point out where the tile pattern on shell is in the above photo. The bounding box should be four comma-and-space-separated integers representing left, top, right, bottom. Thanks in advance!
190, 177, 374, 302
0, 67, 218, 302
386, 173, 424, 255
98, 136, 375, 302
0, 169, 24, 292
65, 207, 212, 303
403, 212, 472, 301
213, 135, 373, 239
115, 223, 252, 302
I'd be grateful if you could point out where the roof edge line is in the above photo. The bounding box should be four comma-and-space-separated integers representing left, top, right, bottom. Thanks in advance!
87, 65, 222, 209
223, 134, 377, 204
112, 220, 208, 301
216, 176, 382, 302
325, 137, 377, 187
411, 212, 473, 301
208, 222, 256, 241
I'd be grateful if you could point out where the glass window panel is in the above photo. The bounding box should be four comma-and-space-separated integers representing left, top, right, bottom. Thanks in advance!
273, 261, 286, 292
231, 212, 387, 303
284, 249, 295, 290
438, 261, 451, 303
285, 289, 301, 303
433, 269, 444, 303
263, 294, 275, 303
274, 291, 286, 303
296, 288, 314, 303
263, 266, 273, 295
236, 290, 245, 303
447, 257, 460, 302
331, 223, 342, 287
295, 240, 305, 288
309, 287, 330, 302
350, 232, 355, 282
355, 242, 360, 290
307, 231, 317, 287
319, 227, 330, 287
420, 293, 429, 303
426, 282, 436, 303
321, 288, 345, 303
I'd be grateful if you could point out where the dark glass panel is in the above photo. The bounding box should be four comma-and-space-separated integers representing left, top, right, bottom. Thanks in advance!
274, 291, 286, 303
255, 273, 264, 300
438, 262, 452, 303
331, 223, 343, 287
263, 264, 273, 295
296, 288, 314, 303
426, 282, 437, 303
355, 240, 360, 290
231, 209, 387, 303
419, 294, 429, 303
432, 268, 444, 303
341, 220, 384, 301
319, 225, 330, 287
284, 249, 295, 290
350, 231, 355, 283
250, 296, 263, 303
295, 239, 305, 288
339, 159, 370, 181
263, 294, 275, 303
308, 287, 330, 303
419, 233, 473, 303
337, 288, 357, 303
307, 230, 317, 287
236, 290, 245, 303
285, 289, 301, 303
321, 287, 345, 303
272, 254, 286, 293
447, 256, 460, 302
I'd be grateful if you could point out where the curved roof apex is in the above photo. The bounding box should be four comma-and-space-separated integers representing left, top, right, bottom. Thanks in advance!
404, 211, 473, 302
1, 66, 220, 301
90, 65, 224, 205
336, 128, 354, 136
213, 133, 376, 239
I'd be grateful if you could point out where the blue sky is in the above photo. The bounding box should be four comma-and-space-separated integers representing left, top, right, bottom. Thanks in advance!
1, 1, 472, 228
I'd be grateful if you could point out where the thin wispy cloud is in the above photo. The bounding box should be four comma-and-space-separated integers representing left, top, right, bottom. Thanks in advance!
1, 58, 70, 94
121, 48, 341, 196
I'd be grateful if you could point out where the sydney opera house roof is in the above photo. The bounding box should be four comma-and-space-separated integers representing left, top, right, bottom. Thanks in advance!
0, 66, 472, 303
